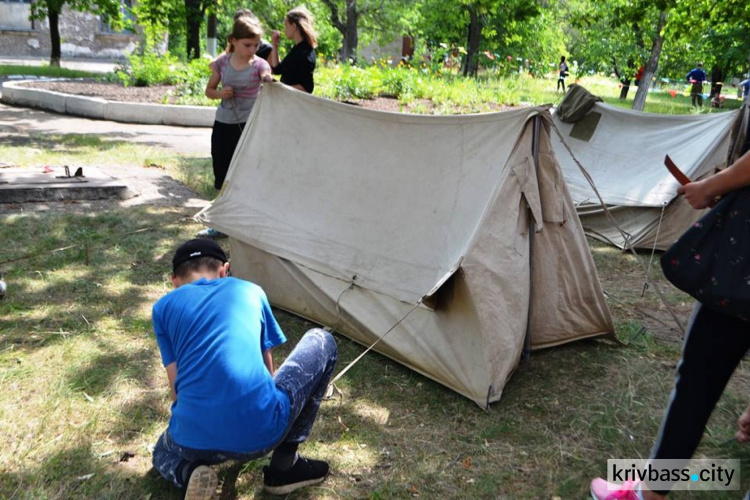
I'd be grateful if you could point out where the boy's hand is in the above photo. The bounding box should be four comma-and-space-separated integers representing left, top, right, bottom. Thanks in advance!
262, 74, 274, 83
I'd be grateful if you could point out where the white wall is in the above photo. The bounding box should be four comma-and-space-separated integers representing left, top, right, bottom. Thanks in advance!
0, 3, 32, 30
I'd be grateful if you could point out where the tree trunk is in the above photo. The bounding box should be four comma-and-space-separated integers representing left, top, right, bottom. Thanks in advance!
462, 6, 481, 77
185, 0, 203, 60
48, 7, 61, 67
710, 66, 723, 98
632, 11, 666, 112
341, 0, 358, 62
206, 0, 217, 57
320, 0, 357, 63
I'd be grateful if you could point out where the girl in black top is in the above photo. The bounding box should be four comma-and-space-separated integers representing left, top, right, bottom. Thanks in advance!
270, 6, 318, 94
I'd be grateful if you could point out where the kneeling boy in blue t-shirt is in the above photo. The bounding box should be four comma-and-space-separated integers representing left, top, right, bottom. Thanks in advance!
152, 239, 338, 499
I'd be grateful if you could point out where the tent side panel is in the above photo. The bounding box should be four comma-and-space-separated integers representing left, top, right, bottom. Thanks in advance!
578, 198, 706, 251
460, 121, 534, 401
200, 84, 538, 304
229, 239, 494, 406
576, 168, 715, 250
530, 120, 614, 347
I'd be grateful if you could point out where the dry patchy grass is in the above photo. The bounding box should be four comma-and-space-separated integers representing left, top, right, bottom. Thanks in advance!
2, 128, 750, 499
2, 206, 750, 500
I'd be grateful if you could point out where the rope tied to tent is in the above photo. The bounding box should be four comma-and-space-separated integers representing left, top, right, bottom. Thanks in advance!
328, 298, 423, 388
333, 274, 358, 331
642, 202, 668, 297
549, 120, 686, 335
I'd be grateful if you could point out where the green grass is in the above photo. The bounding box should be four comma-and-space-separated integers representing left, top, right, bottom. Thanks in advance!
314, 66, 740, 116
3, 139, 750, 499
0, 64, 100, 79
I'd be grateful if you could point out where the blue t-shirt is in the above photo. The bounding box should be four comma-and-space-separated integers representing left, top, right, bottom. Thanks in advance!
152, 277, 289, 452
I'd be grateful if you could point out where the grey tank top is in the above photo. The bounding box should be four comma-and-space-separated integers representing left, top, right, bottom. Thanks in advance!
214, 54, 266, 124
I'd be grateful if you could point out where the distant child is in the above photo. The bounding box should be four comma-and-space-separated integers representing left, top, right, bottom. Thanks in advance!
686, 62, 707, 107
270, 6, 318, 94
557, 55, 569, 92
198, 16, 274, 239
151, 239, 338, 499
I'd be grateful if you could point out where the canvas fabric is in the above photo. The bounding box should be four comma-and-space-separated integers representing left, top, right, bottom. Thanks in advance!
556, 84, 602, 123
197, 83, 614, 406
552, 100, 745, 250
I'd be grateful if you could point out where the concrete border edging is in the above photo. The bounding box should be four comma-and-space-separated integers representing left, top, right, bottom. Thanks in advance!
65, 94, 107, 119
0, 80, 215, 127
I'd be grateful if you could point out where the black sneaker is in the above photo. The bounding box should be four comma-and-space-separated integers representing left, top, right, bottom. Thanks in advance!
263, 456, 330, 495
182, 464, 218, 500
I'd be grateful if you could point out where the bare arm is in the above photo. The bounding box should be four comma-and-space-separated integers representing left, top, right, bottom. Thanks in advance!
270, 31, 281, 69
205, 65, 234, 100
165, 362, 177, 401
263, 348, 275, 376
678, 150, 750, 209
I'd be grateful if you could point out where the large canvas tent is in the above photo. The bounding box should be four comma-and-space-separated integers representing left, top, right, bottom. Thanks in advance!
551, 102, 746, 250
197, 83, 614, 407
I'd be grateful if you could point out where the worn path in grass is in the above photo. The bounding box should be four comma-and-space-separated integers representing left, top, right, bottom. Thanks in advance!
0, 100, 211, 155
0, 100, 212, 215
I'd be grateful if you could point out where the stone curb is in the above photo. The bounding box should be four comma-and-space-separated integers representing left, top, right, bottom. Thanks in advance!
0, 79, 215, 127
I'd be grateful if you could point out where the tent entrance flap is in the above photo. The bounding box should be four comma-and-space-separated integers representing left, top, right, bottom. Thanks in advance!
421, 256, 464, 310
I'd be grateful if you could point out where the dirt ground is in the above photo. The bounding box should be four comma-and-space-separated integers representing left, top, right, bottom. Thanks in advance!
22, 80, 179, 104
21, 80, 516, 113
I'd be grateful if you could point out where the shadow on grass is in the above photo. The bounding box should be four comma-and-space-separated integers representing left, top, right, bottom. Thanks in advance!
0, 205, 204, 352
0, 443, 180, 500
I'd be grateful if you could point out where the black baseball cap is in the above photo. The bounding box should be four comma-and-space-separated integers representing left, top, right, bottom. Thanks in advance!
172, 239, 228, 274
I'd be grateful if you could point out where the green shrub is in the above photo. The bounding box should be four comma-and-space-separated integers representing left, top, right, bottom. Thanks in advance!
172, 57, 212, 105
381, 67, 422, 99
114, 51, 180, 86
327, 65, 381, 100
112, 50, 212, 105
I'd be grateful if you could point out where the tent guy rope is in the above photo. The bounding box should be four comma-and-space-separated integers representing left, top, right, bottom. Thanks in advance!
328, 297, 424, 387
642, 202, 668, 297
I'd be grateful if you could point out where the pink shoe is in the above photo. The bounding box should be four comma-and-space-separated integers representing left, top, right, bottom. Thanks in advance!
590, 477, 641, 500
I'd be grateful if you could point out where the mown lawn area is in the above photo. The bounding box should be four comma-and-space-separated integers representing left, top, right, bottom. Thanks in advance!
1, 77, 749, 499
